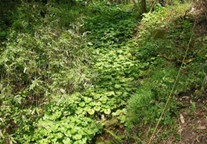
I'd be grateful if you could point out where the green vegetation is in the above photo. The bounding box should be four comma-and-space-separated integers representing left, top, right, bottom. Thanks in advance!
1, 0, 207, 143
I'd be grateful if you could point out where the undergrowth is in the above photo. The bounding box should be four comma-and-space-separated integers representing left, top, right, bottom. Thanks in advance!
126, 2, 207, 143
1, 1, 207, 144
0, 1, 91, 143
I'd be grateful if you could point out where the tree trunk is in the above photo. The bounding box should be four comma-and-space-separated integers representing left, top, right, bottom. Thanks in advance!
132, 0, 147, 14
141, 0, 147, 13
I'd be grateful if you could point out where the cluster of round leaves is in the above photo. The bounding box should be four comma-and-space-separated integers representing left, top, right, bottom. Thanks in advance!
29, 116, 99, 144
79, 1, 149, 128
23, 101, 101, 144
85, 2, 137, 48
52, 91, 127, 118
12, 4, 140, 143
1, 2, 160, 144
92, 47, 143, 79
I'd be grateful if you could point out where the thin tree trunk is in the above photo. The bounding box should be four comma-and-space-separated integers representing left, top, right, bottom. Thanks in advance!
132, 0, 140, 13
132, 0, 147, 14
141, 0, 147, 13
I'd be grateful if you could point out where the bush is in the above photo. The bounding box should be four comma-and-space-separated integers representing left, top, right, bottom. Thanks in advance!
0, 25, 90, 143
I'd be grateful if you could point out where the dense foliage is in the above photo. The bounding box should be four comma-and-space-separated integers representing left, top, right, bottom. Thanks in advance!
1, 0, 207, 143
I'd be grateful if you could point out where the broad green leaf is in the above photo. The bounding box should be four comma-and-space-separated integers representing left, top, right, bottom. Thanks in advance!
88, 109, 95, 115
94, 105, 101, 111
73, 134, 82, 140
104, 109, 111, 115
63, 138, 71, 144
115, 84, 121, 89
79, 102, 85, 107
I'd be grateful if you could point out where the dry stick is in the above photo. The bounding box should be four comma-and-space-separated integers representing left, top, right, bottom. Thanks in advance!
150, 0, 157, 12
147, 22, 196, 144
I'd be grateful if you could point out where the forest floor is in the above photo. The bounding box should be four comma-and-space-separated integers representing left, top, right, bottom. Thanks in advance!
94, 4, 207, 144
1, 1, 207, 144
176, 15, 207, 144
162, 7, 207, 144
176, 95, 207, 144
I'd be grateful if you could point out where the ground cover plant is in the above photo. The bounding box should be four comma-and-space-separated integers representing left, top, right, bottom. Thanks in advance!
126, 2, 207, 143
1, 0, 207, 144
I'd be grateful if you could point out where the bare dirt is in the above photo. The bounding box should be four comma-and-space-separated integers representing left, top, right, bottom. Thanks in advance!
176, 94, 207, 144
176, 3, 207, 143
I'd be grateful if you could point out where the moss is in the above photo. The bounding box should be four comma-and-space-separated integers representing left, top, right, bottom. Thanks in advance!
152, 27, 168, 40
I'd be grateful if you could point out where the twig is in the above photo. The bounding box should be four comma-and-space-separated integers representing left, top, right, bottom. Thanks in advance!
150, 0, 157, 12
147, 21, 196, 144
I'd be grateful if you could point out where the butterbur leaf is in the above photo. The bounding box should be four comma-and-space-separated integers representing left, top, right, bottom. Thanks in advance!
81, 137, 87, 143
107, 91, 115, 96
89, 101, 95, 106
94, 94, 101, 99
95, 101, 101, 106
63, 138, 71, 144
100, 96, 107, 103
57, 133, 63, 139
119, 115, 126, 123
78, 130, 86, 135
79, 102, 85, 107
73, 134, 82, 140
84, 97, 92, 103
70, 128, 77, 134
115, 84, 121, 89
104, 109, 111, 115
76, 108, 83, 114
59, 126, 67, 132
81, 121, 88, 127
88, 109, 95, 115
115, 91, 122, 96
65, 131, 72, 137
94, 105, 101, 111
74, 141, 83, 144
